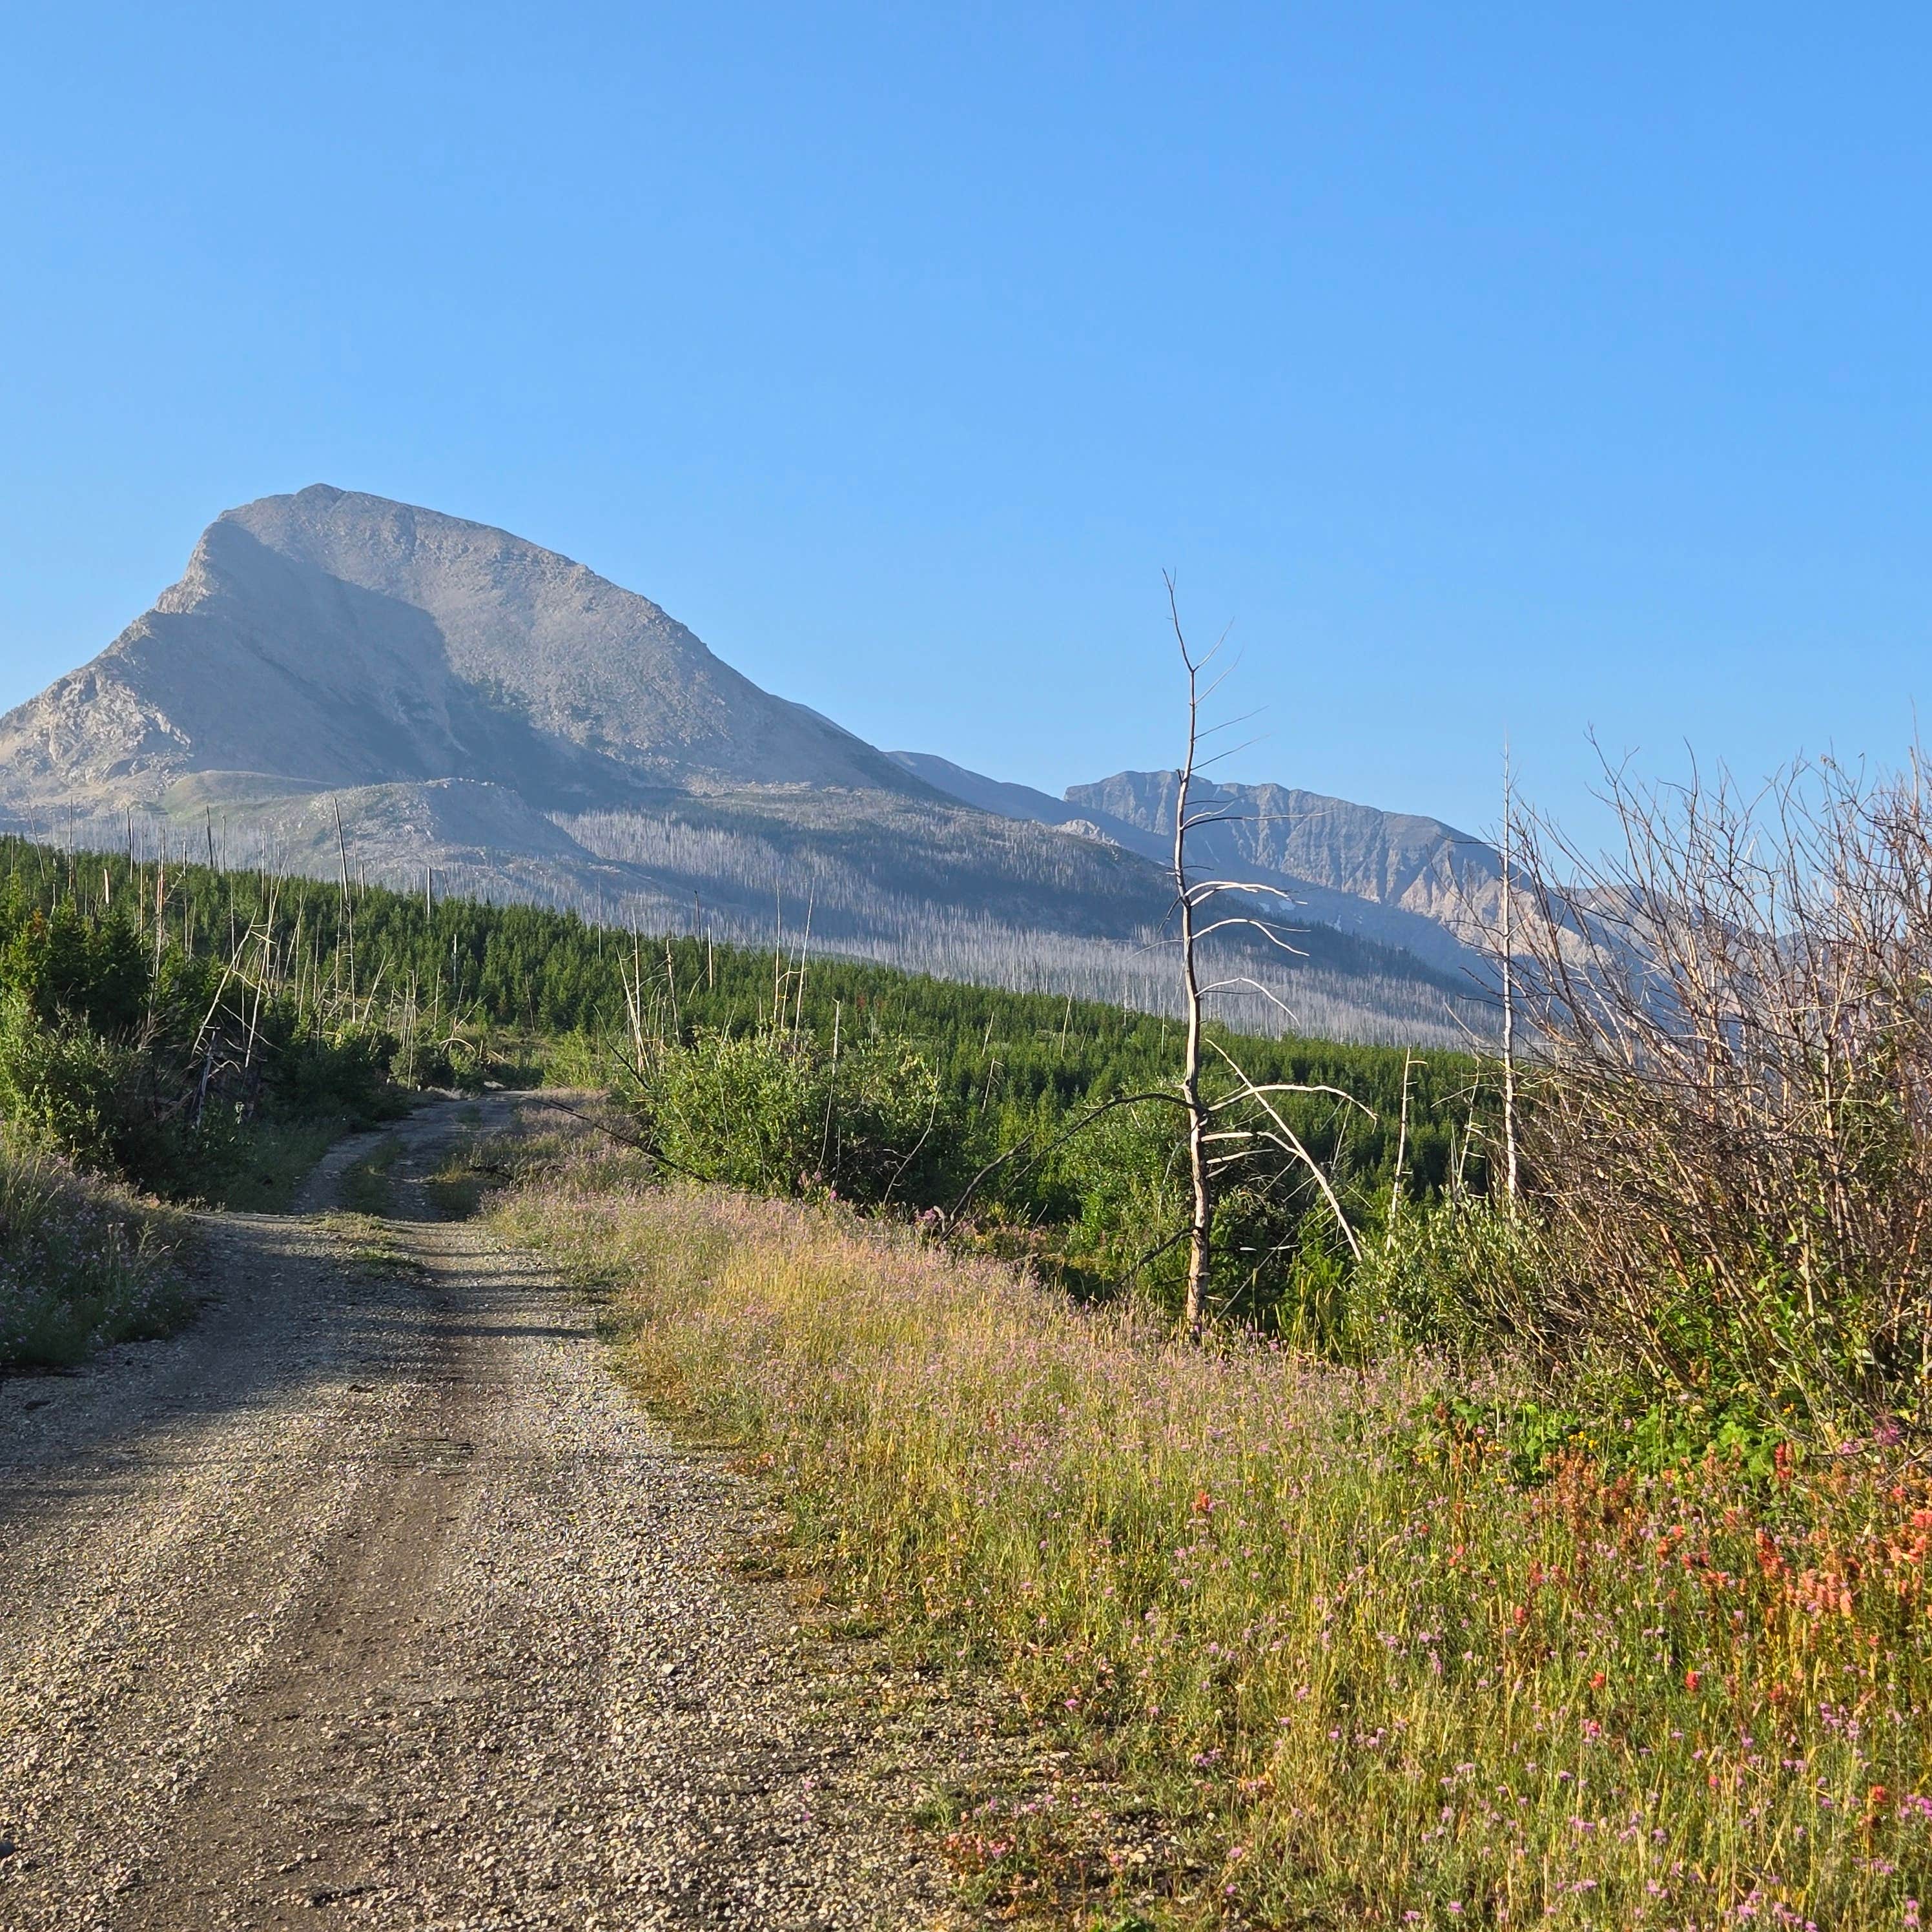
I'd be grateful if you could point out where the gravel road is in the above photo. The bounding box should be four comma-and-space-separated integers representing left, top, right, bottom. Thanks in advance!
0, 1096, 973, 1931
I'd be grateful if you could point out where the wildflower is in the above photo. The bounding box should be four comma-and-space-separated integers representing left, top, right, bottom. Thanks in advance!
1685, 1669, 1701, 1692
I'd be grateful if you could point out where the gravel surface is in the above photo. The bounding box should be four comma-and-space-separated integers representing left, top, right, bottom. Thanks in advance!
0, 1096, 979, 1931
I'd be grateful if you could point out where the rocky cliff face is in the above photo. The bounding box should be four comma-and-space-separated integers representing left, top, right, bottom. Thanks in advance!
1065, 772, 1504, 938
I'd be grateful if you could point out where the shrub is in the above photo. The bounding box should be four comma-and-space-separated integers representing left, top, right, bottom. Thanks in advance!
1359, 1194, 1559, 1357
0, 994, 143, 1171
1510, 756, 1932, 1427
638, 1026, 956, 1206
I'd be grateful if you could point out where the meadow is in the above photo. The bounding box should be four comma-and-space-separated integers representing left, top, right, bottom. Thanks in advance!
474, 760, 1932, 1927
493, 1143, 1932, 1928
18, 754, 1932, 1930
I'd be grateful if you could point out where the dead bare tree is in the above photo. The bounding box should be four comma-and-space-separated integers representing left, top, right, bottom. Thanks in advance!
1164, 577, 1369, 1342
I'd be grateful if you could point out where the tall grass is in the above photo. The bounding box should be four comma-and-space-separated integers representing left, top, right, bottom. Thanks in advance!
0, 1146, 188, 1370
497, 1147, 1932, 1928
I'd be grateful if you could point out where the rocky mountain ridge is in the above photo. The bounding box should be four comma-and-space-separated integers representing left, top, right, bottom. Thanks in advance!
0, 486, 914, 812
890, 753, 1501, 981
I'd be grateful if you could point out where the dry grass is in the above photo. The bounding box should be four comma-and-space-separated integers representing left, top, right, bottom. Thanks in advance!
493, 1145, 1932, 1928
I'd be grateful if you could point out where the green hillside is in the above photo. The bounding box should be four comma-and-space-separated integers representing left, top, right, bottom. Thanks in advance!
0, 834, 1493, 1329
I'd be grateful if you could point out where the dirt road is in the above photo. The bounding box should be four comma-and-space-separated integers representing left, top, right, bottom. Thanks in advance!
0, 1097, 965, 1931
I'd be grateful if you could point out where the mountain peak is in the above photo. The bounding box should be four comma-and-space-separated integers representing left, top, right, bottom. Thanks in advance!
0, 487, 916, 811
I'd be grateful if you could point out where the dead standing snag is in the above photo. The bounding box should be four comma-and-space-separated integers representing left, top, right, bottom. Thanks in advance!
1163, 576, 1368, 1341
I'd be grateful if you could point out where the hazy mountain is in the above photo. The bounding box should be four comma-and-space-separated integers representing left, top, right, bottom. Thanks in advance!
895, 754, 1501, 981
1067, 772, 1504, 969
0, 488, 1492, 1047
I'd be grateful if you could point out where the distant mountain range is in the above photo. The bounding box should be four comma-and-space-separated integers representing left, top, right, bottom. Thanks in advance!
0, 486, 1499, 1046
888, 754, 1503, 981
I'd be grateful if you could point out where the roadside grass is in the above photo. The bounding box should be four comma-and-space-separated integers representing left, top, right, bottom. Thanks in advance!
316, 1135, 432, 1278
492, 1142, 1932, 1930
0, 1144, 190, 1372
420, 1108, 586, 1224
325, 1220, 429, 1280
423, 1140, 511, 1221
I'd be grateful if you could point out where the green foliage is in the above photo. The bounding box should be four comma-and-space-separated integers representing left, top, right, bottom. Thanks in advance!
642, 1026, 952, 1207
498, 1173, 1932, 1928
0, 834, 1486, 1244
0, 836, 1517, 1372
0, 846, 412, 1198
0, 992, 141, 1170
196, 1118, 343, 1213
1360, 1195, 1556, 1355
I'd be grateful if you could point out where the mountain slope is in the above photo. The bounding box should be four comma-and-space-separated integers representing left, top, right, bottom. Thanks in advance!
1067, 772, 1504, 961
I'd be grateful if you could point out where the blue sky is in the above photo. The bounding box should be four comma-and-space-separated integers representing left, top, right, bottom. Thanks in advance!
3, 3, 1927, 843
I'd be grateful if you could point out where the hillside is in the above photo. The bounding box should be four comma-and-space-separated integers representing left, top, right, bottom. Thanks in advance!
0, 485, 910, 807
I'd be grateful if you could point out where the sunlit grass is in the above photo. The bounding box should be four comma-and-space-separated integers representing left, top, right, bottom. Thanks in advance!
495, 1146, 1932, 1927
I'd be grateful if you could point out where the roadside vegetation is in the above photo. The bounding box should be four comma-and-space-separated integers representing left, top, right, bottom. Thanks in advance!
473, 754, 1932, 1925
0, 832, 1481, 1370
492, 1157, 1932, 1926
0, 842, 415, 1366
0, 1147, 187, 1370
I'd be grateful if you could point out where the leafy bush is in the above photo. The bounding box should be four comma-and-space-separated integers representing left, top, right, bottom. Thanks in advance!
263, 1018, 403, 1125
1359, 1194, 1558, 1356
0, 993, 144, 1171
0, 870, 415, 1202
1047, 1096, 1382, 1335
639, 1026, 955, 1206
